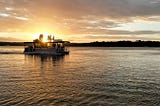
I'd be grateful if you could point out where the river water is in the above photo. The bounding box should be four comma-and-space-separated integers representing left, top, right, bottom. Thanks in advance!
0, 46, 160, 106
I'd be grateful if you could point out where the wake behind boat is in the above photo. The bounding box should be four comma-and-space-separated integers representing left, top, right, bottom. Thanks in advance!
24, 34, 69, 55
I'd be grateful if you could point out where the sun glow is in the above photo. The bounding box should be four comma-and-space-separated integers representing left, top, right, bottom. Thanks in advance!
33, 32, 56, 42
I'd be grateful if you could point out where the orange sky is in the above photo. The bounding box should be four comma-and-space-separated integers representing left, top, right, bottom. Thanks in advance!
0, 0, 160, 42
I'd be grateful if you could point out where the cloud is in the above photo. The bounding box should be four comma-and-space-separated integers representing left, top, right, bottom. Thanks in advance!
2, 0, 160, 21
85, 30, 160, 35
0, 0, 160, 42
84, 35, 160, 41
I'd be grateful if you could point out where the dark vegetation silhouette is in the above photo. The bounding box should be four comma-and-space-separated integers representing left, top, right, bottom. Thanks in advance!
1, 40, 160, 47
68, 40, 160, 47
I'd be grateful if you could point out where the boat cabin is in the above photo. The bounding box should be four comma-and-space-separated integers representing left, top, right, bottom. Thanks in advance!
24, 34, 69, 55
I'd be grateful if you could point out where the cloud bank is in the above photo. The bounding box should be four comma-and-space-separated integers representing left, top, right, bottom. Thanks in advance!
0, 0, 160, 42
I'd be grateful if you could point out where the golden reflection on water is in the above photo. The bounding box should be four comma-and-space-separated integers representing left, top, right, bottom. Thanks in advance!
1, 47, 160, 105
20, 54, 82, 105
25, 55, 65, 70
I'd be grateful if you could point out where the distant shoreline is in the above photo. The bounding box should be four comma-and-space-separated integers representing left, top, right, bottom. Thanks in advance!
1, 40, 160, 47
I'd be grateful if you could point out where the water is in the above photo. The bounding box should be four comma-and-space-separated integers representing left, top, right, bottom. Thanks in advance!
0, 46, 160, 106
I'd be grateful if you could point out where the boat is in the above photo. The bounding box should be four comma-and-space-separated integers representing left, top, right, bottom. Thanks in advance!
24, 34, 69, 55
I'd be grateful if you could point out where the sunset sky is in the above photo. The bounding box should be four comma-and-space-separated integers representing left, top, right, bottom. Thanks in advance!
0, 0, 160, 42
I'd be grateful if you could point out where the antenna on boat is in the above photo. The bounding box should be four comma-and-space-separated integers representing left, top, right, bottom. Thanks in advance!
48, 35, 52, 42
52, 35, 54, 41
39, 34, 43, 42
47, 34, 54, 42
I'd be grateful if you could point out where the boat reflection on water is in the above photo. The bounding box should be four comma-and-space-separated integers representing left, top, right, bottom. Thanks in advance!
24, 54, 67, 72
29, 54, 64, 61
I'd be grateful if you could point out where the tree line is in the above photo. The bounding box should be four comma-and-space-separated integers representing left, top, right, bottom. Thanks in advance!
1, 40, 160, 47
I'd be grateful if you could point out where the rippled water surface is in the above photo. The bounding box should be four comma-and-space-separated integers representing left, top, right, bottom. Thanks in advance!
0, 46, 160, 106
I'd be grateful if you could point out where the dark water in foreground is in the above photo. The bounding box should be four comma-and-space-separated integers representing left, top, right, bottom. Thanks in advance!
0, 46, 160, 106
